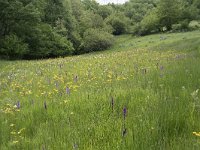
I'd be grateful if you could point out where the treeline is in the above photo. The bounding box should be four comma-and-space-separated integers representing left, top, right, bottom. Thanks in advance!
125, 0, 200, 35
0, 0, 200, 59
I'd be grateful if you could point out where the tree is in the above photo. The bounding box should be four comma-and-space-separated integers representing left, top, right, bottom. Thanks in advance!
0, 0, 40, 38
136, 9, 160, 35
157, 0, 182, 30
0, 34, 28, 59
124, 0, 156, 22
0, 0, 76, 59
80, 28, 114, 53
70, 0, 84, 22
82, 0, 99, 12
24, 24, 74, 59
44, 0, 66, 26
0, 0, 41, 59
191, 0, 200, 20
97, 5, 113, 19
43, 0, 75, 36
106, 13, 130, 35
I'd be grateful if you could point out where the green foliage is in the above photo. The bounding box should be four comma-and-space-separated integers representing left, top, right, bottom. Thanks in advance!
82, 0, 99, 12
90, 13, 104, 28
44, 0, 66, 26
51, 32, 74, 57
1, 31, 200, 149
106, 13, 130, 35
79, 11, 105, 35
0, 34, 28, 59
171, 24, 184, 32
81, 28, 114, 53
170, 20, 190, 32
97, 5, 113, 19
0, 0, 40, 38
54, 18, 68, 36
189, 20, 200, 30
70, 0, 84, 22
193, 0, 200, 19
25, 24, 74, 59
123, 0, 200, 35
157, 0, 182, 30
179, 20, 190, 30
134, 9, 160, 35
0, 0, 75, 59
124, 0, 156, 22
0, 0, 200, 59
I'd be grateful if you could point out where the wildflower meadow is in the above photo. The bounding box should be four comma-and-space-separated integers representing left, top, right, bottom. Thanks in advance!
1, 31, 200, 149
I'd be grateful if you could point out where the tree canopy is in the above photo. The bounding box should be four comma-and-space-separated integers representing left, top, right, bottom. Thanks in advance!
0, 0, 199, 59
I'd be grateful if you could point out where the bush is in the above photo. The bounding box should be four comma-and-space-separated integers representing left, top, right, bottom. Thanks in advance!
188, 20, 200, 30
79, 28, 114, 53
111, 18, 127, 35
106, 13, 130, 35
0, 34, 29, 59
50, 32, 74, 57
172, 20, 189, 32
180, 20, 189, 30
172, 24, 182, 32
24, 24, 74, 59
132, 9, 160, 36
97, 5, 113, 19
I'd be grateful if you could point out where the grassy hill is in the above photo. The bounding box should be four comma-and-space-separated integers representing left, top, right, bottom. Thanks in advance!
0, 31, 200, 149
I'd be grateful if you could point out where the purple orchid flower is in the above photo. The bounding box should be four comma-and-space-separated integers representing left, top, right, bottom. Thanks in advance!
66, 87, 70, 95
123, 107, 127, 120
17, 101, 20, 109
44, 101, 47, 110
111, 97, 114, 111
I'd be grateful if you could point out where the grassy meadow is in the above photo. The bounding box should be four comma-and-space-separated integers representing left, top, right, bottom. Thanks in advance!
1, 31, 200, 149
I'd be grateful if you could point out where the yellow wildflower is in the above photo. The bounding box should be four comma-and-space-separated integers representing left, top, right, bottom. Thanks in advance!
10, 131, 16, 135
12, 141, 19, 144
53, 89, 58, 93
64, 100, 68, 104
193, 132, 200, 137
18, 128, 25, 134
6, 104, 12, 107
10, 124, 15, 127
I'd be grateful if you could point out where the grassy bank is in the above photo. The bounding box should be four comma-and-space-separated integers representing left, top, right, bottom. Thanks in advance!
0, 31, 200, 149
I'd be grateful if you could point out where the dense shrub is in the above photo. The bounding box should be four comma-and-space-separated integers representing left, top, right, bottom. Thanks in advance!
111, 18, 127, 35
188, 20, 200, 30
0, 34, 29, 59
171, 24, 182, 32
80, 28, 114, 53
172, 20, 189, 32
24, 24, 74, 59
97, 5, 113, 19
106, 14, 130, 35
133, 9, 160, 35
179, 20, 190, 30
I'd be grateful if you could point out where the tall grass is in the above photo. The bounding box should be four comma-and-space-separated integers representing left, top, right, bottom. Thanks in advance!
0, 31, 200, 149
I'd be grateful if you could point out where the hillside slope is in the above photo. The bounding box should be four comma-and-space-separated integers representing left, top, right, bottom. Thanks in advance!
0, 31, 200, 149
